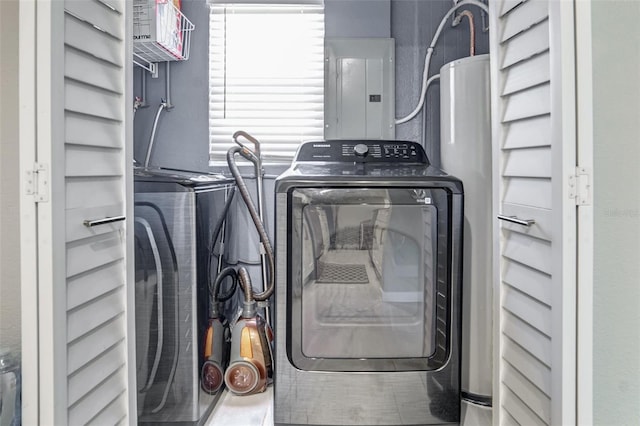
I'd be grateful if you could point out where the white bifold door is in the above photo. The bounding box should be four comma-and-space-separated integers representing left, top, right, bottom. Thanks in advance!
489, 1, 579, 425
19, 0, 135, 424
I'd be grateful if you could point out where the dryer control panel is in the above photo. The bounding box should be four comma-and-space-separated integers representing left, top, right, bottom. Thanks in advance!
294, 140, 429, 164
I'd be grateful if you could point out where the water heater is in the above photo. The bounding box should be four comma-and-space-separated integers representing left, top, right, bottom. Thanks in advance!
440, 54, 492, 407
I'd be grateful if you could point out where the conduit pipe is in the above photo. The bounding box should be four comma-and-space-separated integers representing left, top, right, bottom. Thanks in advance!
395, 0, 488, 125
165, 61, 174, 110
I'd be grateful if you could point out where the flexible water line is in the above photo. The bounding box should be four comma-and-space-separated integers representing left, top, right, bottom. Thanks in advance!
395, 0, 488, 125
144, 101, 167, 168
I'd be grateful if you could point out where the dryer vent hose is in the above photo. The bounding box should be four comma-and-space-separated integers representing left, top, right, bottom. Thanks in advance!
226, 146, 275, 302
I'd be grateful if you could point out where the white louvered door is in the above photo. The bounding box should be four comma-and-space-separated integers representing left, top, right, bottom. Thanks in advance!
489, 1, 577, 425
23, 0, 135, 424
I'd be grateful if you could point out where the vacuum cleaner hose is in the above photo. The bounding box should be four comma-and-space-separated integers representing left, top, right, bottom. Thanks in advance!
226, 146, 275, 302
238, 266, 257, 318
210, 266, 238, 318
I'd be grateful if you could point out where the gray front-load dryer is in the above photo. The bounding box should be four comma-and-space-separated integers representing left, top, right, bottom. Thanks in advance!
274, 140, 464, 425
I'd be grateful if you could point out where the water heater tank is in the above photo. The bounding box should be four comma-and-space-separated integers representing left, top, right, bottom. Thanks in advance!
440, 54, 492, 403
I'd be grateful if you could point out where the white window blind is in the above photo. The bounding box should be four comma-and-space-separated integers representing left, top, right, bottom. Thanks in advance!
208, 4, 325, 163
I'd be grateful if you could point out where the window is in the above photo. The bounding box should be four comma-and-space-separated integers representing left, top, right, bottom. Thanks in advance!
208, 4, 325, 163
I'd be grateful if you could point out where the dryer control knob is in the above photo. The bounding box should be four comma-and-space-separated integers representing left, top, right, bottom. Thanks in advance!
354, 144, 369, 157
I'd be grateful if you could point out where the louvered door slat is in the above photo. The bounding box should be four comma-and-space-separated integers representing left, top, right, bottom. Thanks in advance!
503, 311, 552, 366
64, 13, 123, 66
67, 289, 125, 342
66, 233, 125, 279
502, 386, 548, 426
65, 48, 123, 93
65, 79, 122, 121
501, 20, 549, 69
502, 338, 552, 396
503, 147, 552, 178
502, 177, 552, 209
68, 342, 126, 406
86, 395, 127, 426
67, 317, 126, 375
502, 83, 551, 122
502, 362, 552, 423
67, 260, 124, 310
66, 112, 122, 148
68, 370, 127, 425
501, 0, 549, 42
502, 231, 552, 275
65, 0, 124, 40
97, 0, 124, 14
502, 258, 552, 305
502, 51, 550, 96
66, 177, 123, 209
503, 285, 552, 336
66, 145, 123, 177
499, 0, 526, 17
503, 411, 520, 426
502, 115, 551, 149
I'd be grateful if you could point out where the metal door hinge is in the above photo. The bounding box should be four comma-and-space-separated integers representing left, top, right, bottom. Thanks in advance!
25, 163, 49, 203
569, 166, 591, 206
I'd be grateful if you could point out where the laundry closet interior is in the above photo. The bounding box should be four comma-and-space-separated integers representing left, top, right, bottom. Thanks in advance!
1, 1, 639, 426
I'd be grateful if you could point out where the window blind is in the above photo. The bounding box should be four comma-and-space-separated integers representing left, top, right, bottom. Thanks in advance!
208, 5, 325, 163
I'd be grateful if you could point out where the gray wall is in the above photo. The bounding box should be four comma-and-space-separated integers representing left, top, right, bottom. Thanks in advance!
133, 0, 489, 170
325, 0, 390, 38
392, 0, 489, 165
131, 0, 490, 306
133, 0, 211, 172
591, 1, 640, 424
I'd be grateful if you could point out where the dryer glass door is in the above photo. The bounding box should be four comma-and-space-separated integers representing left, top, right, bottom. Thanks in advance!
289, 187, 452, 372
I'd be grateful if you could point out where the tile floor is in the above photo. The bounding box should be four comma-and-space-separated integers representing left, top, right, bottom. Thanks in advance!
206, 386, 273, 426
205, 386, 492, 426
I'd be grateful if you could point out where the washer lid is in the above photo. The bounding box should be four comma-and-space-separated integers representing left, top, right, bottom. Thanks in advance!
134, 166, 234, 188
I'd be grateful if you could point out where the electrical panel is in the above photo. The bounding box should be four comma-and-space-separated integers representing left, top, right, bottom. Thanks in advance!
325, 38, 395, 140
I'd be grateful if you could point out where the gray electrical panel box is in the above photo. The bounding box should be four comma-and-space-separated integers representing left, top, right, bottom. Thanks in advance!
325, 38, 395, 140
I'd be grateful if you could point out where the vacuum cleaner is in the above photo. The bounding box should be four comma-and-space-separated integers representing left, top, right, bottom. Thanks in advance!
201, 131, 275, 396
223, 131, 275, 396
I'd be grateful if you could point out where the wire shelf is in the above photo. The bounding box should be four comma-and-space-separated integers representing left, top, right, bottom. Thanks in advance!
133, 0, 195, 68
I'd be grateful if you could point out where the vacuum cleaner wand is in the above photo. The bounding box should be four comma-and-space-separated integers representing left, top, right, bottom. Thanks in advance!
226, 145, 275, 301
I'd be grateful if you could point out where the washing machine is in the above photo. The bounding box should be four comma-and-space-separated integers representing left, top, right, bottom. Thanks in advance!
134, 167, 235, 424
274, 140, 464, 426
